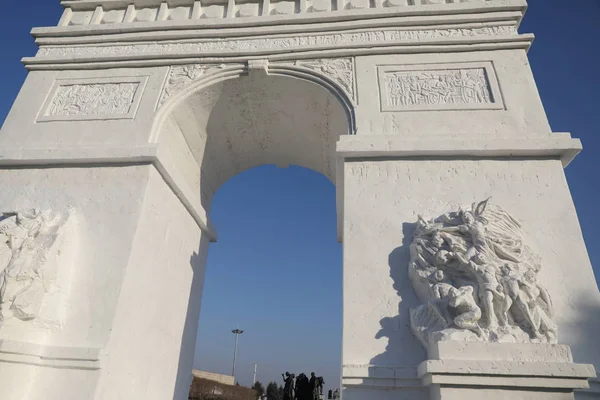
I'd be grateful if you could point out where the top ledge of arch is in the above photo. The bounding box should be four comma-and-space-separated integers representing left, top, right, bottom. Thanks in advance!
336, 133, 582, 167
45, 0, 528, 37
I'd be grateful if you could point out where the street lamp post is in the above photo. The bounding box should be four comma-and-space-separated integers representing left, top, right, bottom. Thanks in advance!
253, 363, 257, 385
231, 328, 244, 380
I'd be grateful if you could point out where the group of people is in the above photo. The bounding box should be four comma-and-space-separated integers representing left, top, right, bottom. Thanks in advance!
281, 372, 324, 400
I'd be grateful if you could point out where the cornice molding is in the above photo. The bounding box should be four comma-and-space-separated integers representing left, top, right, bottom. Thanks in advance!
51, 0, 527, 31
24, 25, 532, 69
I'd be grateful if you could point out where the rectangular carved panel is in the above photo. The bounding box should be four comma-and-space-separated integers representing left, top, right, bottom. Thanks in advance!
378, 62, 504, 112
39, 76, 148, 122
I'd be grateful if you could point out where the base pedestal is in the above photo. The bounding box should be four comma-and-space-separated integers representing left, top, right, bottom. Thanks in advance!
419, 342, 596, 400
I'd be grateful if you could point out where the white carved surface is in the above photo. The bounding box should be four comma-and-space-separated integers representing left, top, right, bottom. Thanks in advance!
384, 68, 492, 108
162, 73, 349, 205
408, 199, 557, 347
37, 26, 517, 59
69, 11, 94, 26
295, 58, 355, 101
0, 208, 76, 329
102, 10, 125, 24
45, 82, 139, 117
377, 62, 504, 112
60, 0, 494, 27
169, 6, 191, 21
134, 8, 158, 22
160, 64, 227, 106
159, 58, 355, 107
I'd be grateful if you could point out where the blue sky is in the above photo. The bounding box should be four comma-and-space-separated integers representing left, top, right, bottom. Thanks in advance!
0, 0, 599, 393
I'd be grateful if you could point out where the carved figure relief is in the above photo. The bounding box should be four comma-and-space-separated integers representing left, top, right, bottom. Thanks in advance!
384, 68, 492, 108
408, 199, 556, 348
295, 58, 356, 102
0, 208, 76, 328
46, 83, 139, 117
378, 62, 504, 112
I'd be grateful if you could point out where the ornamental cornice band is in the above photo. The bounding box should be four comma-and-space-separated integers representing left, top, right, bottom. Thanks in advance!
36, 25, 517, 60
56, 0, 522, 28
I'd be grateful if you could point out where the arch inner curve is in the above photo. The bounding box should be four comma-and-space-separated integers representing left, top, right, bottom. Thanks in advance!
158, 72, 352, 213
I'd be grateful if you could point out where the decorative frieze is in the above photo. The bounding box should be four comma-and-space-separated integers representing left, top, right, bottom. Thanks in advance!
378, 62, 504, 111
385, 67, 492, 106
48, 83, 138, 117
39, 76, 148, 121
36, 26, 517, 60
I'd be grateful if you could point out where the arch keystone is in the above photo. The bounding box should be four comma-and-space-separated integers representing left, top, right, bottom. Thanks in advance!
247, 59, 270, 76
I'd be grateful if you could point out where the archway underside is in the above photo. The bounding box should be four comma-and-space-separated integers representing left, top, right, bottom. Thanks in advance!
160, 73, 351, 213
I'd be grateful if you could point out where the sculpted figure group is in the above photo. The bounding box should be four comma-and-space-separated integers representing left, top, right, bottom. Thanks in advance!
282, 372, 324, 400
409, 199, 557, 346
0, 208, 73, 327
386, 68, 491, 107
0, 209, 47, 323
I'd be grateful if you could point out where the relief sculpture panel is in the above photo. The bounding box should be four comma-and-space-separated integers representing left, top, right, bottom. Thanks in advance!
378, 62, 504, 111
0, 208, 77, 330
39, 76, 148, 122
47, 83, 139, 117
408, 199, 556, 348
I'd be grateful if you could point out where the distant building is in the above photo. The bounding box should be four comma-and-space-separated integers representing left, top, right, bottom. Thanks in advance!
190, 370, 256, 400
192, 370, 236, 386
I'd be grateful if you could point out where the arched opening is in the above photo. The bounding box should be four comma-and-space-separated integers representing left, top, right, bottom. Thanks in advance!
194, 164, 342, 392
154, 69, 352, 398
155, 68, 352, 213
